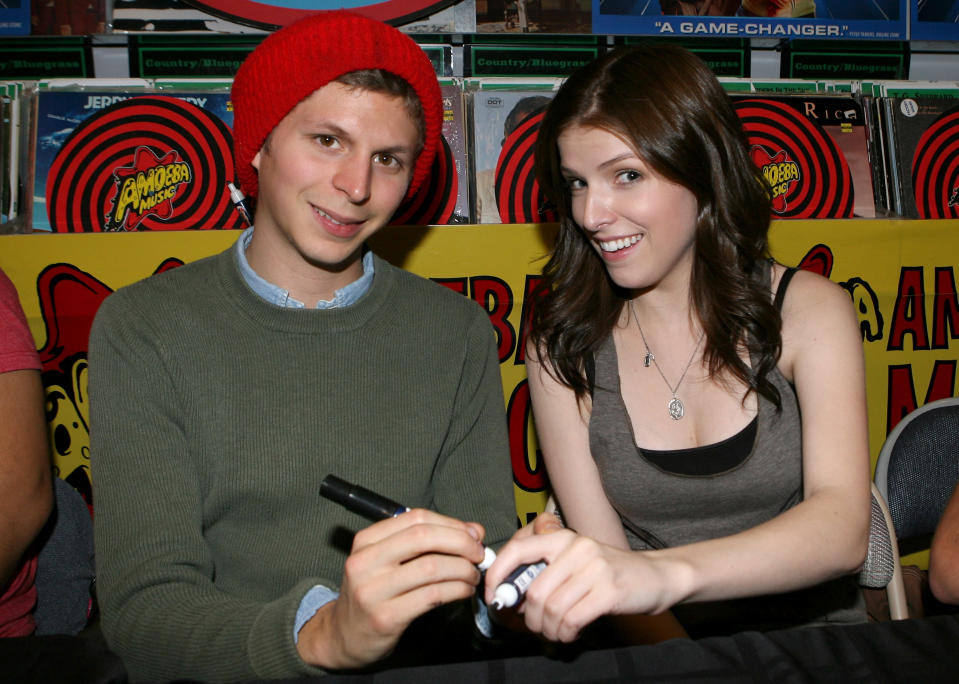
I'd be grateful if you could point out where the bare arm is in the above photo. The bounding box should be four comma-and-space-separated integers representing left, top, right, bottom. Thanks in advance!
659, 270, 870, 604
0, 369, 54, 585
487, 271, 870, 642
516, 344, 687, 642
525, 345, 629, 549
929, 482, 959, 605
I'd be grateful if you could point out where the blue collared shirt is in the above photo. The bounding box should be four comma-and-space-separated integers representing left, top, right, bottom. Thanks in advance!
235, 227, 374, 309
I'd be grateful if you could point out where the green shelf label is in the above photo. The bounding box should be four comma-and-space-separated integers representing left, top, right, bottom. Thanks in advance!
0, 38, 89, 78
132, 47, 253, 78
468, 45, 599, 77
784, 41, 908, 80
129, 35, 264, 78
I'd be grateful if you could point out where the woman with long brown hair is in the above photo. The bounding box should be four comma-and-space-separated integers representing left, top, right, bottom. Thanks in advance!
485, 44, 870, 641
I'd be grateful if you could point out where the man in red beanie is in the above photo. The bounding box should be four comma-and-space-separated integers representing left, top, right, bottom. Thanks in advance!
89, 11, 515, 682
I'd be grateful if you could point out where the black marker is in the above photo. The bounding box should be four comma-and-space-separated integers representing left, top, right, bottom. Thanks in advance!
489, 497, 559, 609
490, 561, 546, 609
319, 474, 496, 571
228, 182, 253, 226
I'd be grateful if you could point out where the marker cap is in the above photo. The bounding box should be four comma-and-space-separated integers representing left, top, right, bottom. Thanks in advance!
491, 584, 520, 610
478, 546, 497, 572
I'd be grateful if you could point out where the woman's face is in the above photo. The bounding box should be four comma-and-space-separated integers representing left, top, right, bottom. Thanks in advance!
557, 124, 700, 294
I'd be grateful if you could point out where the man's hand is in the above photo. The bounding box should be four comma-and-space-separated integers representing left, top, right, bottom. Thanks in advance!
296, 508, 487, 670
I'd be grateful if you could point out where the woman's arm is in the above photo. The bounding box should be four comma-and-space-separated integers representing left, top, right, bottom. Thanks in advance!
487, 273, 870, 642
523, 344, 687, 642
645, 270, 870, 602
525, 345, 628, 548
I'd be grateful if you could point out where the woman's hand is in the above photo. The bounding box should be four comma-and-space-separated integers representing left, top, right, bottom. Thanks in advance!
484, 513, 680, 643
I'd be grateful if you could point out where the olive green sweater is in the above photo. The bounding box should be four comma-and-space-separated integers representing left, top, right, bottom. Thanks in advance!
89, 246, 515, 682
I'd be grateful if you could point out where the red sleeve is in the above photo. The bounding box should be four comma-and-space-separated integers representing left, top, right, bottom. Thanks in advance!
0, 269, 41, 374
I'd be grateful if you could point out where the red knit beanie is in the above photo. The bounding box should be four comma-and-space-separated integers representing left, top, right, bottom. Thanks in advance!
231, 11, 441, 201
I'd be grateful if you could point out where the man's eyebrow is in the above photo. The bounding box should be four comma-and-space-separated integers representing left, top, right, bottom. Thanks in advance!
304, 119, 346, 137
375, 142, 416, 159
304, 120, 415, 158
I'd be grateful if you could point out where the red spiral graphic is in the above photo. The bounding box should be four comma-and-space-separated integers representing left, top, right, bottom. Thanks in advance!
911, 104, 959, 220
734, 98, 854, 219
495, 111, 557, 224
391, 134, 458, 226
46, 96, 243, 233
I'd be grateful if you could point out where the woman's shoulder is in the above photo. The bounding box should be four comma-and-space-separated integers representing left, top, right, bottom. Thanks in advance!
771, 262, 851, 314
774, 262, 860, 372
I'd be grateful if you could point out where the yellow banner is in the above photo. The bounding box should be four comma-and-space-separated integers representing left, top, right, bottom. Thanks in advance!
1, 219, 956, 524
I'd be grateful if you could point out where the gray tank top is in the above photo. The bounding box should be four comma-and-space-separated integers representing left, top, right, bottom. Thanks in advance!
587, 266, 866, 634
589, 332, 801, 551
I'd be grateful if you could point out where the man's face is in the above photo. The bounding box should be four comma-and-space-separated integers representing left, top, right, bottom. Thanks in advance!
250, 81, 420, 290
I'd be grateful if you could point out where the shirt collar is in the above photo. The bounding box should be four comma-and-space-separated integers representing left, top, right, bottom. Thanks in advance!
235, 227, 375, 309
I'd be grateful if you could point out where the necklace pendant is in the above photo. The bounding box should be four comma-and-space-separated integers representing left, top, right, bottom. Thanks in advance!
667, 397, 685, 420
644, 351, 654, 367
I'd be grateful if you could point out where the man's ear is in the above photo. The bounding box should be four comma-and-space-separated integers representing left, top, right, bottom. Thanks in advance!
252, 150, 262, 171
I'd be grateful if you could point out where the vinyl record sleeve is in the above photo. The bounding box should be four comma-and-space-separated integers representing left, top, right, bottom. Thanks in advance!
391, 79, 469, 226
882, 95, 959, 220
468, 79, 559, 224
475, 0, 592, 34
1, 89, 13, 225
731, 93, 878, 219
440, 79, 471, 224
1, 82, 33, 232
0, 0, 30, 35
34, 88, 241, 232
861, 94, 892, 217
31, 1, 107, 36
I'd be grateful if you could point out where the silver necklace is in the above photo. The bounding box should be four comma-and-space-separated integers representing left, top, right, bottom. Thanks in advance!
629, 300, 705, 421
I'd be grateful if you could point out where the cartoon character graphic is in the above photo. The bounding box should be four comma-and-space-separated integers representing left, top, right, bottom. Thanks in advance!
107, 147, 194, 232
35, 259, 183, 510
751, 146, 801, 214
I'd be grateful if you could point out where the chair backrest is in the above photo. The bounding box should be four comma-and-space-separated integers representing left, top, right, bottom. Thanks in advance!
860, 484, 896, 589
874, 397, 959, 545
860, 483, 908, 619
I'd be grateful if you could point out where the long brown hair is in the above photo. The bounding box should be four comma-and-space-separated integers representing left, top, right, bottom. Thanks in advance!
531, 44, 783, 409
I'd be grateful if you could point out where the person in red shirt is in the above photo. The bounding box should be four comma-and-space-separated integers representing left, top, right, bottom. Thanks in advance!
0, 267, 54, 637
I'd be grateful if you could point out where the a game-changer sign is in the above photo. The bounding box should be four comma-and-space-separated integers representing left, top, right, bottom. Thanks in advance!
592, 1, 909, 42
